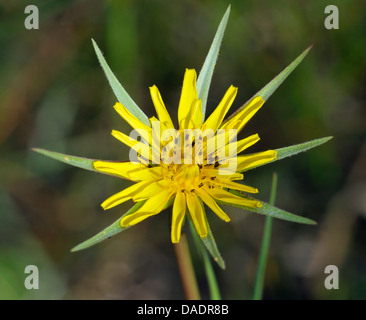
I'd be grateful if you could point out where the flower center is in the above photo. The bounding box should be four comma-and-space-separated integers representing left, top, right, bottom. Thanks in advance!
163, 163, 202, 193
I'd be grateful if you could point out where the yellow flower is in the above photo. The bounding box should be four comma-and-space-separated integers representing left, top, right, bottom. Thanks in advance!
93, 69, 277, 243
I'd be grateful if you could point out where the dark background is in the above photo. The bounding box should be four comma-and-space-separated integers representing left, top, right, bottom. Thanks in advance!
1, 0, 365, 299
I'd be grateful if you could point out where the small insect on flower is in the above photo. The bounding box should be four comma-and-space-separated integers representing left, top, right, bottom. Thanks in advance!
93, 68, 276, 243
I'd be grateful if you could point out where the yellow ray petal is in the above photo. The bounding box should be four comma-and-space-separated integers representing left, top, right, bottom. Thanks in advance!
213, 178, 258, 194
101, 181, 151, 210
178, 69, 198, 129
204, 128, 237, 161
149, 85, 174, 130
200, 167, 243, 180
120, 189, 173, 227
149, 116, 165, 157
150, 115, 168, 142
93, 160, 146, 180
230, 133, 260, 156
127, 166, 163, 181
194, 188, 230, 222
111, 129, 138, 149
93, 160, 163, 181
111, 129, 159, 162
220, 96, 265, 133
171, 192, 186, 243
203, 186, 261, 208
132, 179, 169, 201
212, 133, 260, 161
114, 102, 152, 143
204, 85, 238, 132
186, 192, 208, 237
188, 99, 203, 129
236, 150, 277, 172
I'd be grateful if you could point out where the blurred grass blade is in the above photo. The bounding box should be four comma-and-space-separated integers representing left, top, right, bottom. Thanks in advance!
201, 244, 221, 299
71, 201, 145, 252
253, 173, 277, 300
92, 39, 150, 127
241, 136, 333, 172
197, 5, 230, 119
223, 46, 312, 124
221, 190, 316, 225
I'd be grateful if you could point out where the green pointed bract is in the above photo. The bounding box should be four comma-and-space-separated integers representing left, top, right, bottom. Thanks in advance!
71, 201, 145, 252
257, 46, 313, 101
197, 5, 230, 120
72, 198, 174, 252
191, 197, 226, 269
220, 190, 316, 225
247, 199, 316, 225
32, 148, 96, 171
201, 223, 225, 269
274, 136, 332, 162
92, 39, 150, 127
240, 136, 333, 172
32, 148, 126, 179
223, 46, 313, 124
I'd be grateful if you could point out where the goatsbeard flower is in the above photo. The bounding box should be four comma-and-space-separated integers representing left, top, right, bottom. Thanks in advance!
33, 7, 327, 259
93, 68, 276, 243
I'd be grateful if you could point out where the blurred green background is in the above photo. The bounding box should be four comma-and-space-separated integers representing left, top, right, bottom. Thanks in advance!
1, 0, 365, 299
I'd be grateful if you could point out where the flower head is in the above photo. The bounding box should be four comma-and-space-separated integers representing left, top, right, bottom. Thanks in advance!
32, 5, 328, 262
93, 68, 276, 243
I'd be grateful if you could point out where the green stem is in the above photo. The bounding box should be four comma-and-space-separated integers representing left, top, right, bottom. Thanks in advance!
253, 172, 278, 300
189, 221, 221, 300
201, 244, 221, 300
174, 232, 201, 300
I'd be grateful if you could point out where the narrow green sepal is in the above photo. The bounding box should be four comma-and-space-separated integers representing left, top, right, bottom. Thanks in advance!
71, 201, 145, 252
241, 136, 333, 172
197, 5, 231, 119
200, 224, 226, 269
32, 148, 130, 179
32, 148, 96, 172
223, 46, 313, 123
92, 39, 150, 126
220, 190, 316, 225
71, 197, 174, 252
